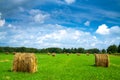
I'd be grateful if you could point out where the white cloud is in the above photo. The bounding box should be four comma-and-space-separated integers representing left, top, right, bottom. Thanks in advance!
65, 0, 75, 4
8, 24, 12, 28
0, 12, 2, 18
35, 26, 101, 48
93, 36, 97, 39
18, 7, 24, 12
73, 31, 81, 39
29, 9, 41, 15
0, 13, 5, 27
33, 24, 119, 49
84, 21, 90, 26
0, 32, 6, 39
0, 19, 5, 27
37, 29, 67, 44
96, 24, 110, 35
5, 24, 99, 48
34, 14, 47, 23
2, 23, 120, 49
109, 26, 120, 35
29, 9, 49, 23
8, 24, 16, 29
96, 24, 120, 35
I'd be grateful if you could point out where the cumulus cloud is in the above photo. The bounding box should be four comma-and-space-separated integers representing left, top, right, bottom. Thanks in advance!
33, 24, 120, 48
65, 0, 75, 4
18, 7, 25, 12
96, 24, 110, 35
29, 9, 49, 23
33, 14, 47, 23
35, 26, 101, 48
0, 19, 5, 27
1, 23, 120, 49
0, 12, 1, 17
29, 9, 41, 15
37, 29, 67, 43
96, 24, 120, 35
0, 32, 6, 40
8, 24, 16, 29
8, 24, 12, 28
4, 24, 97, 48
109, 26, 120, 35
0, 13, 5, 27
84, 21, 90, 26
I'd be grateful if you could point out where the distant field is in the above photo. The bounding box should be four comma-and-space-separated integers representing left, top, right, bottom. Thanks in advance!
0, 53, 120, 80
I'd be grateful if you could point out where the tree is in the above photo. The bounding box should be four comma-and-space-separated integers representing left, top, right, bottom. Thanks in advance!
118, 44, 120, 53
102, 49, 106, 53
70, 48, 77, 53
0, 47, 4, 52
107, 44, 117, 54
4, 47, 14, 53
62, 48, 71, 53
46, 47, 62, 53
77, 48, 85, 53
18, 47, 26, 52
40, 48, 48, 53
87, 48, 100, 53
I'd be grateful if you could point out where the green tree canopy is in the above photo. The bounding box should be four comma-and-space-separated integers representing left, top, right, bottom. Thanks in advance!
107, 44, 118, 54
118, 44, 120, 53
77, 48, 85, 53
86, 48, 100, 53
102, 49, 106, 53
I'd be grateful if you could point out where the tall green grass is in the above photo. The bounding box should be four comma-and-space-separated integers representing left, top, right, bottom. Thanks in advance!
0, 53, 120, 80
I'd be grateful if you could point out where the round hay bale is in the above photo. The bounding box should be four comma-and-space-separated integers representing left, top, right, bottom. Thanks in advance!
5, 52, 9, 55
47, 53, 51, 55
64, 52, 66, 54
86, 53, 89, 56
52, 53, 56, 57
13, 52, 16, 55
94, 53, 96, 55
95, 54, 109, 67
12, 53, 37, 73
66, 53, 69, 56
76, 53, 80, 56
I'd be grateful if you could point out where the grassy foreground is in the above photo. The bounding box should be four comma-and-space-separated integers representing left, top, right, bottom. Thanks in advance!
0, 53, 120, 80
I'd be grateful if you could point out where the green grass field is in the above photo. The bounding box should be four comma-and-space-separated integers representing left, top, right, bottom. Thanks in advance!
0, 53, 120, 80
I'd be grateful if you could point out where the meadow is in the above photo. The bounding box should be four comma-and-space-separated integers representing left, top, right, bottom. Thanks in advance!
0, 53, 120, 80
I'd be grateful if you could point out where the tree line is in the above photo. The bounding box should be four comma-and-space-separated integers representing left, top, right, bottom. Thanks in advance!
0, 44, 120, 54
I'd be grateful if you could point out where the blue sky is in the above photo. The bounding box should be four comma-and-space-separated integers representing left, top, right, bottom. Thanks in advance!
0, 0, 120, 49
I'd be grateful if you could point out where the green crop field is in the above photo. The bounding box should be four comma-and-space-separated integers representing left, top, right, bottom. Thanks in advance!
0, 53, 120, 80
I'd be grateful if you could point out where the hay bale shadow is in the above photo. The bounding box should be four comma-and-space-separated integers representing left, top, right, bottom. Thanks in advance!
89, 64, 96, 67
7, 70, 12, 72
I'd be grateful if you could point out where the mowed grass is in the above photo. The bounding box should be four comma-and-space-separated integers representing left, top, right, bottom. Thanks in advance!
0, 53, 120, 80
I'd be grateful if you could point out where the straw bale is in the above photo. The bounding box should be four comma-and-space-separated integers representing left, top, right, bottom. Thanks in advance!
77, 53, 80, 56
52, 53, 56, 57
12, 53, 37, 73
95, 54, 109, 67
66, 53, 69, 56
86, 53, 89, 56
